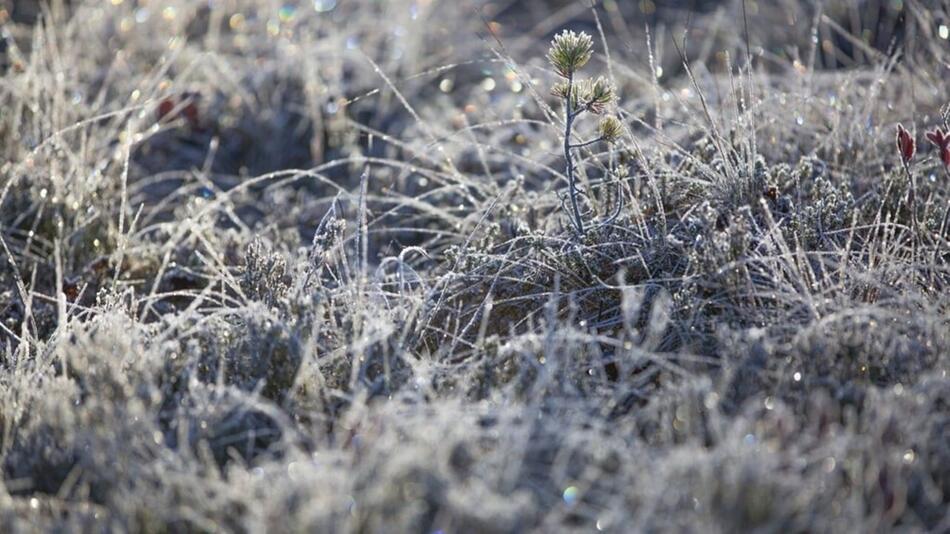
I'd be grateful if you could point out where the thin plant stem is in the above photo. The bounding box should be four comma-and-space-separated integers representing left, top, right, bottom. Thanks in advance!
564, 72, 585, 237
570, 137, 605, 150
900, 159, 920, 262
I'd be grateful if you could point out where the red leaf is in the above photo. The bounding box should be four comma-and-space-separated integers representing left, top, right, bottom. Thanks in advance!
896, 124, 915, 164
925, 128, 950, 168
157, 98, 176, 121
63, 277, 79, 302
181, 92, 201, 128
183, 103, 198, 121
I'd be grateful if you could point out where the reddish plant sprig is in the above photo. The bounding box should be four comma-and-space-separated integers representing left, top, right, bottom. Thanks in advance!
895, 124, 917, 221
895, 123, 920, 238
925, 128, 950, 169
896, 124, 915, 164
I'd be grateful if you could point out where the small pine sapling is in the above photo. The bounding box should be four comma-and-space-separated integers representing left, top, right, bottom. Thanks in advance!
547, 30, 621, 236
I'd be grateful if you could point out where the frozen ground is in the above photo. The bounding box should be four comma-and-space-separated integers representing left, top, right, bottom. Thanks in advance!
0, 0, 948, 531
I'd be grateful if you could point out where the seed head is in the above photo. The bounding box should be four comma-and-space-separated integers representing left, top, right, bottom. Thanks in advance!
597, 116, 623, 143
551, 81, 577, 107
578, 76, 615, 114
547, 30, 594, 78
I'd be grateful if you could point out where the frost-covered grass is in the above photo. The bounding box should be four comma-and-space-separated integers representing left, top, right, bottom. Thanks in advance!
0, 0, 948, 531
